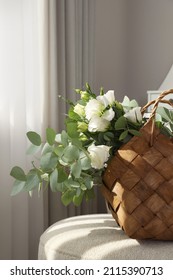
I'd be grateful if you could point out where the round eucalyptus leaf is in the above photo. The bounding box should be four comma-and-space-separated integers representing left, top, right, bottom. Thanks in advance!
62, 145, 79, 163
27, 131, 41, 146
46, 127, 56, 146
11, 180, 26, 196
71, 160, 81, 178
10, 166, 26, 181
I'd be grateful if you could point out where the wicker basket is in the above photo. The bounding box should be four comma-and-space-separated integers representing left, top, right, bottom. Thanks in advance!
102, 89, 173, 240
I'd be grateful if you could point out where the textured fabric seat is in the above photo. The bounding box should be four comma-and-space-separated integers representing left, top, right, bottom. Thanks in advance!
38, 214, 173, 260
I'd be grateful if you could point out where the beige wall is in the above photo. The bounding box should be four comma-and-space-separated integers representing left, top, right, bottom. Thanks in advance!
94, 0, 173, 105
94, 0, 127, 100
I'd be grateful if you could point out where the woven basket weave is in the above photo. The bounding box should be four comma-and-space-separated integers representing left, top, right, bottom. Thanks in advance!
102, 89, 173, 240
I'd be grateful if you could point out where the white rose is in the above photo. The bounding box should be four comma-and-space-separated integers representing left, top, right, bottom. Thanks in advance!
97, 90, 115, 107
73, 103, 85, 117
85, 99, 104, 120
88, 116, 110, 132
124, 107, 142, 123
87, 144, 111, 169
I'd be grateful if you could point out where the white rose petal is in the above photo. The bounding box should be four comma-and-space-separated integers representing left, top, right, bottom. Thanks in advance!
135, 107, 142, 122
88, 144, 111, 169
88, 116, 110, 132
85, 99, 104, 120
73, 103, 85, 117
105, 90, 115, 105
102, 108, 115, 121
124, 109, 136, 123
121, 95, 130, 107
124, 107, 142, 123
97, 95, 109, 107
97, 90, 115, 107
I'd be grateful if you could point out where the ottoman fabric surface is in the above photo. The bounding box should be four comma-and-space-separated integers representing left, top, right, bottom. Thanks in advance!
38, 214, 173, 260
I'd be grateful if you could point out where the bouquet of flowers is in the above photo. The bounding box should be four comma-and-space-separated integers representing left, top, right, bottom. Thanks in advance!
10, 84, 173, 206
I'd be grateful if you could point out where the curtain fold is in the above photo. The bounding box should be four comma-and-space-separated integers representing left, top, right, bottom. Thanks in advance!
48, 0, 105, 226
0, 0, 51, 259
0, 0, 105, 260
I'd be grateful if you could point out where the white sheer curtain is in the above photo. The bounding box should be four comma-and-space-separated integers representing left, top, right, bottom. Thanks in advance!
0, 0, 98, 260
0, 0, 55, 259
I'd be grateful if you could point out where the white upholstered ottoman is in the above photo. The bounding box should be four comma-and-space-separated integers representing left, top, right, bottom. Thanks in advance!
38, 214, 173, 260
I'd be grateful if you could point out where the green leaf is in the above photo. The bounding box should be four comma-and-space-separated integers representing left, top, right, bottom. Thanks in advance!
98, 133, 104, 143
73, 191, 84, 206
66, 121, 79, 138
156, 107, 173, 123
168, 122, 173, 132
61, 189, 76, 206
68, 107, 81, 121
59, 158, 69, 166
41, 143, 54, 155
27, 131, 41, 146
26, 144, 42, 155
11, 180, 26, 196
62, 145, 80, 163
80, 153, 91, 170
85, 188, 95, 201
71, 160, 81, 178
57, 167, 68, 183
119, 130, 128, 141
84, 177, 93, 189
54, 146, 64, 157
103, 132, 114, 142
50, 168, 58, 192
64, 178, 80, 188
115, 116, 127, 130
81, 183, 87, 190
46, 127, 56, 146
71, 138, 83, 148
40, 152, 58, 171
158, 122, 173, 137
114, 101, 124, 112
55, 182, 66, 192
10, 166, 26, 181
61, 131, 69, 147
128, 129, 141, 136
24, 171, 40, 191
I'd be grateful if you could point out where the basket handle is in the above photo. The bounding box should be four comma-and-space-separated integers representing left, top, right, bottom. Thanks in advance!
141, 89, 173, 146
